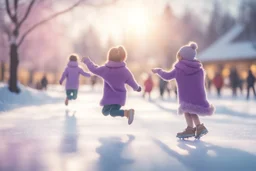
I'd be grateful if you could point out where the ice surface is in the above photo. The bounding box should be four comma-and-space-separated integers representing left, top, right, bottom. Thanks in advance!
0, 84, 255, 171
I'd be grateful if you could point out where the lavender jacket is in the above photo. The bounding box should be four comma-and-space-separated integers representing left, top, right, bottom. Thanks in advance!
60, 61, 90, 89
156, 60, 214, 116
83, 58, 140, 106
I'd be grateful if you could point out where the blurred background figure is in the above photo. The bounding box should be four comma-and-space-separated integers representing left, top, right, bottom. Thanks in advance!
159, 78, 168, 99
206, 74, 212, 94
41, 74, 48, 90
173, 84, 177, 99
143, 73, 154, 99
213, 72, 224, 97
238, 78, 244, 95
91, 75, 98, 90
229, 67, 240, 97
246, 69, 256, 100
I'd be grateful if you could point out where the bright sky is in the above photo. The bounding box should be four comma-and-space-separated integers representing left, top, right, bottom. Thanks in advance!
57, 0, 242, 45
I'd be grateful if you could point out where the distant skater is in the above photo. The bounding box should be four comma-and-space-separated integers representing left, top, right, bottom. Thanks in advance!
213, 72, 224, 97
246, 69, 256, 100
82, 46, 141, 125
152, 42, 214, 139
159, 78, 168, 99
229, 67, 240, 97
91, 75, 98, 90
143, 73, 154, 99
59, 54, 91, 106
41, 74, 48, 90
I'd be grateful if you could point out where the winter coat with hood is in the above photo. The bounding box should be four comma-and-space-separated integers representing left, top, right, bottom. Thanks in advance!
155, 60, 214, 116
59, 61, 90, 90
82, 58, 140, 106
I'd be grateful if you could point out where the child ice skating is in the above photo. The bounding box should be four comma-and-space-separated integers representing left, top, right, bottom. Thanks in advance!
82, 46, 141, 125
152, 42, 214, 139
59, 54, 91, 106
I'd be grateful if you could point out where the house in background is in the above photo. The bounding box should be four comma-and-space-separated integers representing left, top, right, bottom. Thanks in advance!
198, 24, 256, 80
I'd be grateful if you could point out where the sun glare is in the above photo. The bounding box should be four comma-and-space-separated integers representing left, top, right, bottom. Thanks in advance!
127, 8, 149, 36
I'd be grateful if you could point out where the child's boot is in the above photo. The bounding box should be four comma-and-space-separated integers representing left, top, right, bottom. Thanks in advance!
65, 97, 69, 106
176, 126, 196, 139
195, 123, 208, 139
128, 109, 135, 125
124, 109, 135, 125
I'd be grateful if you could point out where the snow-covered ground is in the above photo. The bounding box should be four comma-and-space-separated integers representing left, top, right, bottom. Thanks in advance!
0, 84, 256, 171
0, 83, 62, 112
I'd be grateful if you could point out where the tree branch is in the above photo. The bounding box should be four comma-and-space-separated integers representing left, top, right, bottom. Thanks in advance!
17, 0, 36, 29
14, 0, 18, 14
5, 0, 16, 22
17, 0, 118, 47
17, 0, 83, 47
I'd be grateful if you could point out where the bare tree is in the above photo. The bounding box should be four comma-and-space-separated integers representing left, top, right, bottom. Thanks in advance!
4, 0, 117, 93
0, 9, 8, 82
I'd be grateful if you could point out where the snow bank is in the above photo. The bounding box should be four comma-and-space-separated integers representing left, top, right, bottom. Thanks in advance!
0, 83, 61, 112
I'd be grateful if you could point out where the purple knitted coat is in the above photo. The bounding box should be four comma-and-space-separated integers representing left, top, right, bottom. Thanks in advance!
156, 60, 214, 116
83, 58, 140, 106
59, 61, 90, 89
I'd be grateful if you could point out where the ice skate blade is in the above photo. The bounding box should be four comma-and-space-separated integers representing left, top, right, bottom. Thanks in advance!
195, 129, 208, 139
176, 134, 195, 140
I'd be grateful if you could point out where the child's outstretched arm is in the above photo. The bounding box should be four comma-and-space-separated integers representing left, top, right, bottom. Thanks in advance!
152, 68, 176, 81
126, 70, 141, 92
81, 57, 105, 77
79, 67, 91, 77
59, 68, 68, 85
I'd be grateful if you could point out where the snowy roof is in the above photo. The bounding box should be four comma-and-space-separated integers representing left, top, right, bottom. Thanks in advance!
198, 24, 256, 62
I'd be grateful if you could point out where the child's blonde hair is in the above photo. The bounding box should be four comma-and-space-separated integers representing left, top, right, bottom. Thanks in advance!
107, 46, 127, 62
69, 54, 79, 61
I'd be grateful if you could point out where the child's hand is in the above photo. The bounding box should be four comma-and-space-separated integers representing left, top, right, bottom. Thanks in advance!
59, 80, 62, 85
152, 68, 161, 74
137, 86, 142, 92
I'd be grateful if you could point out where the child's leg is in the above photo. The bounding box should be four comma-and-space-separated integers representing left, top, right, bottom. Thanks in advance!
191, 114, 201, 126
66, 90, 73, 100
109, 105, 124, 117
191, 114, 208, 139
72, 89, 78, 100
177, 113, 195, 138
102, 105, 112, 116
184, 113, 193, 128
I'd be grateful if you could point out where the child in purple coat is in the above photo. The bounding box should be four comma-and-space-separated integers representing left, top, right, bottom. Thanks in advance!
82, 46, 141, 125
60, 54, 91, 106
152, 42, 214, 139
